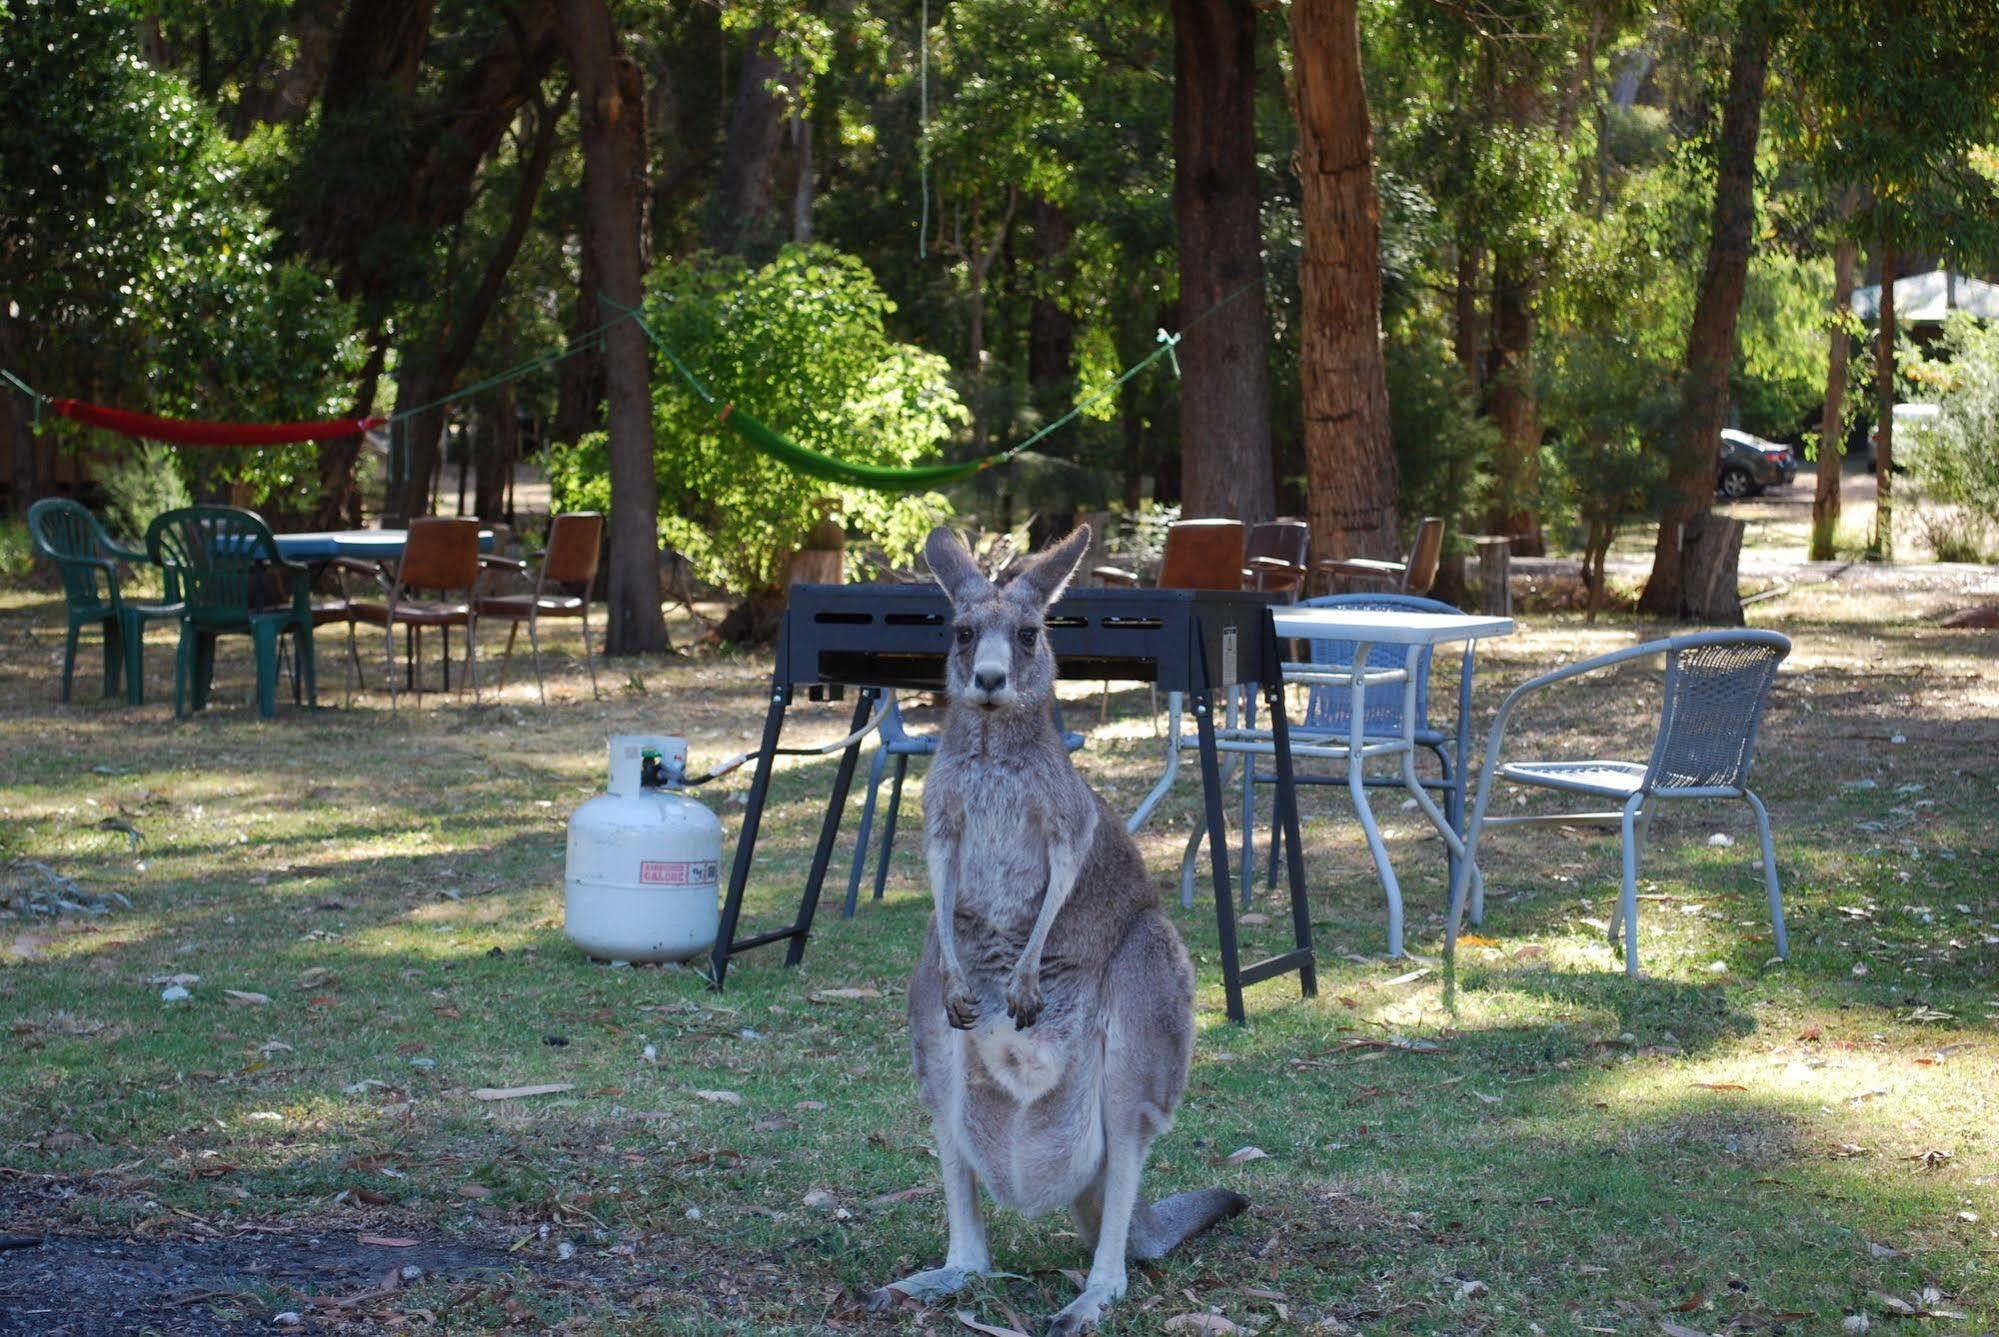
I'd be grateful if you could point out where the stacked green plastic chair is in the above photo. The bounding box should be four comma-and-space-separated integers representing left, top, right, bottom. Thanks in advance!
145, 506, 316, 718
26, 498, 182, 704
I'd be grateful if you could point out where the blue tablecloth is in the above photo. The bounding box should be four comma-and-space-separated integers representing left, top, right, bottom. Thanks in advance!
273, 529, 495, 560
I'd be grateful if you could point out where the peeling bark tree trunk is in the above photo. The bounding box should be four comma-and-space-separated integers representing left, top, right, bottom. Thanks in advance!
559, 0, 669, 654
1173, 0, 1275, 523
1290, 0, 1398, 560
1810, 233, 1857, 560
314, 330, 387, 528
1872, 242, 1898, 559
705, 25, 787, 257
1638, 11, 1772, 617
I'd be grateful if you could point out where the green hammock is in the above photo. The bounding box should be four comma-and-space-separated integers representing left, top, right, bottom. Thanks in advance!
616, 301, 995, 493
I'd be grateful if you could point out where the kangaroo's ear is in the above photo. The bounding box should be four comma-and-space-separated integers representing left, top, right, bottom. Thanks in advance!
1013, 524, 1092, 608
924, 526, 992, 602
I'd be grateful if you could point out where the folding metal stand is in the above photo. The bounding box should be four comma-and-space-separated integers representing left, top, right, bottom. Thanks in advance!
709, 584, 1317, 1023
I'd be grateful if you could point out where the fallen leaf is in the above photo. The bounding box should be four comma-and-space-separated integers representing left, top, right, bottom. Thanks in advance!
754, 1117, 800, 1132
1671, 1292, 1706, 1312
297, 967, 336, 989
807, 987, 882, 1003
223, 990, 272, 1006
1237, 913, 1271, 926
802, 1188, 838, 1209
357, 1235, 417, 1248
869, 1186, 935, 1206
796, 1099, 828, 1111
147, 972, 201, 987
1456, 934, 1499, 947
1162, 1316, 1246, 1334
1691, 1082, 1747, 1092
1867, 1241, 1905, 1259
1217, 1146, 1268, 1166
456, 1185, 491, 1199
954, 1311, 1029, 1337
1660, 1323, 1714, 1337
1472, 1090, 1501, 1105
470, 1084, 574, 1101
694, 1089, 744, 1106
1382, 968, 1431, 986
1870, 1293, 1917, 1316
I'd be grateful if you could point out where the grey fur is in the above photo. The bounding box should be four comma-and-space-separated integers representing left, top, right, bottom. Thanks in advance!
867, 525, 1248, 1335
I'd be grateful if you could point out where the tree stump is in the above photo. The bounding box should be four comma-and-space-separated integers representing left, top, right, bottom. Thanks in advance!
1679, 511, 1745, 625
1475, 537, 1513, 616
786, 508, 846, 588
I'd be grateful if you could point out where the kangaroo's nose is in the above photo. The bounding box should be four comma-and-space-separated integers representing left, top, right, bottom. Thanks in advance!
973, 668, 1006, 693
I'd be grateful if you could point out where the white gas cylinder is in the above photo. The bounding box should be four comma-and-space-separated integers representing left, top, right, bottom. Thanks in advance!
565, 735, 722, 963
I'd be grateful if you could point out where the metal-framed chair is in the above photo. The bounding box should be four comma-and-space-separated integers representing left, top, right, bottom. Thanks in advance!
349, 517, 485, 709
475, 510, 604, 703
1446, 629, 1792, 976
1240, 593, 1475, 899
1316, 515, 1444, 596
1242, 518, 1310, 597
26, 498, 182, 704
145, 506, 315, 719
839, 698, 1087, 918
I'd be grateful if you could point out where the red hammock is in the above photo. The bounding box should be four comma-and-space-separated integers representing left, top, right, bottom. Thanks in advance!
49, 398, 385, 446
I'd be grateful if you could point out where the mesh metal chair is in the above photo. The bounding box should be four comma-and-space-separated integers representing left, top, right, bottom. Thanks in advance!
1446, 629, 1791, 976
840, 698, 1086, 918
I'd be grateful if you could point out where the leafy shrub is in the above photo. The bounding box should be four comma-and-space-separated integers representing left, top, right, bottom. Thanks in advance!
550, 245, 965, 602
0, 521, 33, 582
1903, 314, 1999, 562
96, 443, 193, 542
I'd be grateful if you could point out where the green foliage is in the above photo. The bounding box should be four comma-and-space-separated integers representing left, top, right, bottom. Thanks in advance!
551, 246, 966, 597
1383, 313, 1495, 548
0, 0, 358, 516
95, 443, 195, 543
1901, 315, 1999, 561
0, 521, 32, 582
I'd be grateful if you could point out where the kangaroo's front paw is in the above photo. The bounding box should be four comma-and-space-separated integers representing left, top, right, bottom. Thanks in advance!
1005, 967, 1043, 1029
943, 976, 978, 1030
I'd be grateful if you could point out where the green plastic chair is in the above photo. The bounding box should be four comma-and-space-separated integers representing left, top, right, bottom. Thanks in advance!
145, 506, 316, 719
26, 498, 182, 704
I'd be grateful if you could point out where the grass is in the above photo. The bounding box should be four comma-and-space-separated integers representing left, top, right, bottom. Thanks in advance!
1, 577, 1997, 1334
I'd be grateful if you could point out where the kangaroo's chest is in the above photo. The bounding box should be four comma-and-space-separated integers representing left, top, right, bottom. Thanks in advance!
930, 758, 1052, 924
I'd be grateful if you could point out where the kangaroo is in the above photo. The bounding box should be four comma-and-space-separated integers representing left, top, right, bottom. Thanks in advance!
866, 525, 1247, 1336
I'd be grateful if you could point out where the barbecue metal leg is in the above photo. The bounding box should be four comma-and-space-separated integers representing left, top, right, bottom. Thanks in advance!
710, 680, 792, 988
1261, 617, 1317, 1002
788, 687, 880, 966
1191, 684, 1246, 1024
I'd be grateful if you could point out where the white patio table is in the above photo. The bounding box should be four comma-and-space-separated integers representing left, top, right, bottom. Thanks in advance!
1136, 607, 1516, 958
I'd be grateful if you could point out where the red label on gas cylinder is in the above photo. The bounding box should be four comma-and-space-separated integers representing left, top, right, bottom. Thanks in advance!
638, 859, 719, 886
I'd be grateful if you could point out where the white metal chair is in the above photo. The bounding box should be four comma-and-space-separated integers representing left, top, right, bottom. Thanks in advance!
1446, 630, 1791, 976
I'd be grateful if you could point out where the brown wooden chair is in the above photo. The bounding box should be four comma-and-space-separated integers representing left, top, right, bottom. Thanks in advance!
1243, 518, 1309, 597
475, 511, 604, 704
1092, 517, 1247, 589
1316, 515, 1444, 596
350, 517, 484, 708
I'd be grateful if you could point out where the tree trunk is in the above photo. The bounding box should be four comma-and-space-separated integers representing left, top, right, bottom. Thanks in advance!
385, 86, 570, 524
553, 244, 605, 446
789, 105, 814, 244
1680, 511, 1745, 625
1872, 242, 1898, 559
1810, 233, 1857, 560
1453, 239, 1483, 395
559, 0, 669, 654
1173, 0, 1275, 523
1483, 251, 1542, 552
1028, 198, 1076, 418
0, 310, 37, 515
964, 188, 1019, 449
1289, 0, 1398, 561
1637, 11, 1772, 617
476, 379, 516, 522
705, 24, 787, 257
313, 330, 387, 528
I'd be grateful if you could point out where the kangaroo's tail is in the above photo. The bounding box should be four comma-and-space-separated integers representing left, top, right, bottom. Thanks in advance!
1128, 1188, 1249, 1261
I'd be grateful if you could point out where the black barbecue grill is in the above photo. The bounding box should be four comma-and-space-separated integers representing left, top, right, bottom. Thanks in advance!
713, 582, 1318, 1023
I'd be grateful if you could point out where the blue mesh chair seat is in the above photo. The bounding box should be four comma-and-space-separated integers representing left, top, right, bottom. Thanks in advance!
841, 697, 1086, 917
1447, 630, 1792, 977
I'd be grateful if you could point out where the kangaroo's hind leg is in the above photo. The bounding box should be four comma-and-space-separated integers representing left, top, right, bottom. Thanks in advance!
1049, 911, 1195, 1336
867, 1118, 989, 1309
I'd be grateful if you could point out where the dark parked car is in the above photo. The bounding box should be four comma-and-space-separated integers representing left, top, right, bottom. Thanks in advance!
1717, 428, 1797, 499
